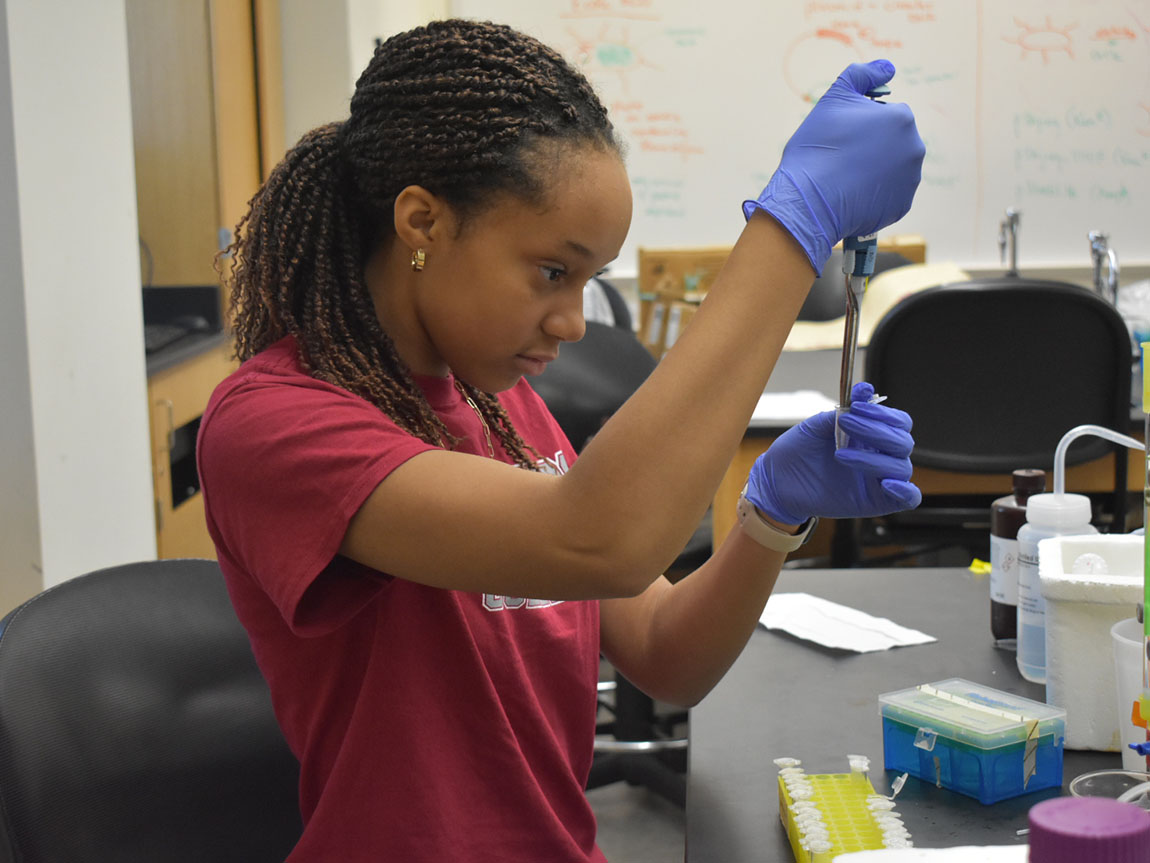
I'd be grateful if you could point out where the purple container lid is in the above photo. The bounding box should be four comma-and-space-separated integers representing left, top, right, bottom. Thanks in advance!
1029, 797, 1150, 863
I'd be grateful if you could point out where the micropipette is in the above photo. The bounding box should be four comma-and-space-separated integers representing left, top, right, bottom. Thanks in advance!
834, 85, 889, 450
835, 234, 878, 448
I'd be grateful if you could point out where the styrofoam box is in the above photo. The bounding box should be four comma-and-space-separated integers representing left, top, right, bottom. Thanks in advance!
1038, 533, 1143, 751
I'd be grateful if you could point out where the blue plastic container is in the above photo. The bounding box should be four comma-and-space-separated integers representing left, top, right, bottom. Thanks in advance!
878, 678, 1066, 805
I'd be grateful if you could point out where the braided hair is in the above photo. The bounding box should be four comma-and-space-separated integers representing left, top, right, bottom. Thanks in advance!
222, 19, 620, 468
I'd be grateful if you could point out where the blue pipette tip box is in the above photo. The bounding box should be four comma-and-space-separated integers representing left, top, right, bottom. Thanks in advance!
878, 678, 1066, 805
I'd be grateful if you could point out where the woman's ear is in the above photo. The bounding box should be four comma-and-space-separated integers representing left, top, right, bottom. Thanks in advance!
393, 185, 450, 252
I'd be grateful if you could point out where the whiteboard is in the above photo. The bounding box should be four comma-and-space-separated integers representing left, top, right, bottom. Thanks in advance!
448, 0, 1150, 276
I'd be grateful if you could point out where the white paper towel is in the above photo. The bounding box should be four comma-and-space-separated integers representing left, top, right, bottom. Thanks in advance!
760, 593, 936, 653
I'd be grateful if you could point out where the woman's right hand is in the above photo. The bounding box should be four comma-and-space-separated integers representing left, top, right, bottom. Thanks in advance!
743, 60, 925, 275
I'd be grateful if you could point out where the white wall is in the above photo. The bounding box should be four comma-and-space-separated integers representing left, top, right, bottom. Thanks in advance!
280, 0, 448, 148
346, 0, 449, 94
280, 0, 352, 148
0, 0, 156, 613
0, 0, 39, 614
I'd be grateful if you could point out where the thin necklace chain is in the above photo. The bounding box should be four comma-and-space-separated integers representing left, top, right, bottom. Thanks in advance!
454, 380, 495, 458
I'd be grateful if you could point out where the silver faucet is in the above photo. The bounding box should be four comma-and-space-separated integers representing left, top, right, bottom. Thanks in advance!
1088, 231, 1119, 304
998, 208, 1020, 276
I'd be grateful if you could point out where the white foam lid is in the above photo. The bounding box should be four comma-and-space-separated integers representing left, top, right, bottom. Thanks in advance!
1038, 534, 1144, 603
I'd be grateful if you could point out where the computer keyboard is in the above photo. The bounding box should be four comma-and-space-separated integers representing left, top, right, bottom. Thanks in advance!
144, 323, 192, 354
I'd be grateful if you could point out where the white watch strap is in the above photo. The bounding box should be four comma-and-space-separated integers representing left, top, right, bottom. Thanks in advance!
736, 490, 817, 553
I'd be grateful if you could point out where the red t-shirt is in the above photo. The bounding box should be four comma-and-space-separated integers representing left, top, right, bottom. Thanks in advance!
197, 336, 605, 862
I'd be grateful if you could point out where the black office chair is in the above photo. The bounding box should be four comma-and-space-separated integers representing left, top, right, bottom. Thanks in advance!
532, 289, 692, 808
532, 319, 657, 452
843, 278, 1136, 566
0, 559, 301, 863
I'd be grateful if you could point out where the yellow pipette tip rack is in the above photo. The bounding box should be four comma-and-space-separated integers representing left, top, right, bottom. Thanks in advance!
776, 756, 912, 862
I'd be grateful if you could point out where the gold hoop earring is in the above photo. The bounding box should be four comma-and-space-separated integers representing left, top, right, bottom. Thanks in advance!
411, 248, 426, 272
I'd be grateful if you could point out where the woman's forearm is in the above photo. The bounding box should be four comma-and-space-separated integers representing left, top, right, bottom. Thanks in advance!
601, 521, 788, 706
557, 213, 813, 583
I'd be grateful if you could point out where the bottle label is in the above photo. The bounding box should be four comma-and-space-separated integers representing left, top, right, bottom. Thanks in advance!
989, 535, 1019, 604
1016, 538, 1047, 676
1016, 544, 1044, 620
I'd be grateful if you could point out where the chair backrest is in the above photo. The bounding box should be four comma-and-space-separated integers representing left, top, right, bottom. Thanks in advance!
530, 320, 658, 452
0, 559, 301, 863
865, 278, 1134, 473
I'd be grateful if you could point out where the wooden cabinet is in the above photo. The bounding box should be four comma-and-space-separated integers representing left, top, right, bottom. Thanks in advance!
128, 0, 282, 557
126, 0, 278, 289
147, 343, 237, 558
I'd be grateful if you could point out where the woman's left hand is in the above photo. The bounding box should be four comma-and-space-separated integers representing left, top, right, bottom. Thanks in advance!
744, 381, 922, 526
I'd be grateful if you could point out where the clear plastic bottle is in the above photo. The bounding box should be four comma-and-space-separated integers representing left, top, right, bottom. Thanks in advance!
1016, 493, 1095, 683
990, 469, 1046, 645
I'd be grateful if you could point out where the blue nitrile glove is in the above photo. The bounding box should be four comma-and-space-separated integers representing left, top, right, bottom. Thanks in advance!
745, 382, 922, 525
743, 60, 925, 275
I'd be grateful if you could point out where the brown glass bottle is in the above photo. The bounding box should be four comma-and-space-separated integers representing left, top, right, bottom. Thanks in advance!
990, 469, 1046, 643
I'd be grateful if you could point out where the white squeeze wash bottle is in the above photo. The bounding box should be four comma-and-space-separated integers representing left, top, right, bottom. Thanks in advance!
1015, 424, 1144, 684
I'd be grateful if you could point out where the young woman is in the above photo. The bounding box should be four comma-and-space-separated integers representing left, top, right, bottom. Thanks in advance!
197, 18, 925, 862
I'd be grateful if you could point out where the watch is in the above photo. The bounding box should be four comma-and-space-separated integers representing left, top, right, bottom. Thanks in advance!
736, 486, 818, 553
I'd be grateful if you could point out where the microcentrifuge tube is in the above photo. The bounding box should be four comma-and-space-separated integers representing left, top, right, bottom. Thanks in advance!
773, 757, 802, 769
887, 772, 908, 799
